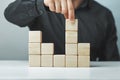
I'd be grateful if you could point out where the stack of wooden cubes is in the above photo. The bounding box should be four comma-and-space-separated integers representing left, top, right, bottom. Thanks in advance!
29, 19, 90, 67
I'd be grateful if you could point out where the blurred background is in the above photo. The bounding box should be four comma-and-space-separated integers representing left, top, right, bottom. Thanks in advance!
0, 0, 120, 60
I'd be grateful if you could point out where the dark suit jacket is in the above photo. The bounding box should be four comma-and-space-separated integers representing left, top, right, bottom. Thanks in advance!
4, 0, 120, 61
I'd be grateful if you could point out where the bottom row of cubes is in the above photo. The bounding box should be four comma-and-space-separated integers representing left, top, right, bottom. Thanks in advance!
29, 55, 90, 67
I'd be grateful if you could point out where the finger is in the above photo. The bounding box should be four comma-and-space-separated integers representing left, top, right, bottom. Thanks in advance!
67, 0, 75, 21
49, 0, 55, 12
61, 0, 68, 18
55, 0, 61, 13
64, 13, 68, 19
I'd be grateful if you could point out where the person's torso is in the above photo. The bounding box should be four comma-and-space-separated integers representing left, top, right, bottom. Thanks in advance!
29, 1, 109, 61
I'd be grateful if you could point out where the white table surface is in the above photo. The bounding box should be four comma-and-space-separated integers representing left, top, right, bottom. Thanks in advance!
0, 61, 120, 80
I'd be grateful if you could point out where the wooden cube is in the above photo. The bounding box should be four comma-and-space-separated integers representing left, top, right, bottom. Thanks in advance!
66, 44, 77, 55
78, 56, 90, 67
66, 56, 77, 67
41, 43, 54, 55
29, 43, 41, 55
41, 55, 53, 67
29, 55, 41, 67
54, 55, 65, 67
78, 43, 90, 56
29, 31, 42, 42
66, 19, 78, 31
66, 31, 78, 43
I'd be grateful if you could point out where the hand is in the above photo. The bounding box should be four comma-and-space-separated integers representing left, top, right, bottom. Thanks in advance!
44, 0, 75, 21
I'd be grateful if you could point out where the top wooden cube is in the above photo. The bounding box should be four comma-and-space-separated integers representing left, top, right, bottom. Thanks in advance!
78, 43, 90, 56
66, 19, 78, 31
29, 31, 42, 43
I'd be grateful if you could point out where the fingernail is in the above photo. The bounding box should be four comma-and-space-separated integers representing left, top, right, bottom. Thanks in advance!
70, 19, 75, 23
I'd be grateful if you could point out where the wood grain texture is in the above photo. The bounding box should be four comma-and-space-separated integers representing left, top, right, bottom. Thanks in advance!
66, 44, 78, 55
78, 43, 90, 56
78, 56, 90, 67
29, 43, 41, 55
66, 31, 78, 43
29, 55, 41, 67
54, 55, 65, 67
66, 19, 78, 31
41, 55, 53, 67
41, 43, 54, 55
66, 56, 77, 67
29, 31, 42, 42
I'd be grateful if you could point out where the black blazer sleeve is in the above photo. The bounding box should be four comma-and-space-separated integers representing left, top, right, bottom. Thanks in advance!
4, 0, 46, 27
103, 10, 120, 61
